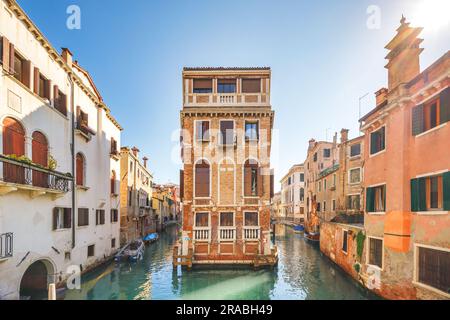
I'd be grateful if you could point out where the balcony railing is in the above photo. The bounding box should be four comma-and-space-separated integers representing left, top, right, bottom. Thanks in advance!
219, 227, 236, 241
0, 155, 71, 193
193, 227, 210, 242
184, 93, 270, 107
0, 233, 13, 259
243, 226, 260, 240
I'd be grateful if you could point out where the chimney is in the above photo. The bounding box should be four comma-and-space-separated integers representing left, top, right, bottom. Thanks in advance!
61, 48, 73, 68
308, 139, 316, 151
375, 88, 388, 107
143, 157, 148, 168
131, 146, 139, 157
332, 132, 337, 146
340, 128, 349, 144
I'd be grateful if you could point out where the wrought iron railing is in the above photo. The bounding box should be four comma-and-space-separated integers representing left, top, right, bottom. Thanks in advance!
0, 232, 13, 259
0, 155, 72, 192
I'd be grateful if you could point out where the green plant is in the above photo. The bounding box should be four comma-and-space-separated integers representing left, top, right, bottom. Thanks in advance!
7, 154, 33, 164
48, 155, 57, 170
356, 230, 366, 260
353, 262, 361, 273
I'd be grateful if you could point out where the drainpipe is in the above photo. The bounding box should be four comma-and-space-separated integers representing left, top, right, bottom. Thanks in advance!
68, 72, 76, 249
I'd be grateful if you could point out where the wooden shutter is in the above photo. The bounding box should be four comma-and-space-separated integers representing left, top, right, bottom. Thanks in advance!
443, 172, 450, 211
242, 79, 261, 93
244, 165, 252, 196
366, 187, 374, 212
220, 121, 233, 145
22, 60, 31, 89
412, 104, 424, 135
64, 208, 72, 229
179, 169, 184, 200
8, 43, 14, 74
257, 167, 264, 197
411, 179, 427, 212
53, 85, 59, 107
1, 36, 10, 72
76, 154, 84, 186
202, 121, 209, 140
193, 79, 212, 90
53, 208, 58, 230
270, 169, 274, 199
440, 87, 450, 124
33, 67, 39, 94
195, 162, 210, 197
418, 247, 450, 293
380, 127, 386, 151
45, 79, 51, 100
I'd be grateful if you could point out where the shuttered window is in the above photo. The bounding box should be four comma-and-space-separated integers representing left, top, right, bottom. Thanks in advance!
111, 170, 117, 194
87, 245, 95, 257
220, 120, 234, 145
370, 127, 385, 155
195, 212, 209, 227
342, 230, 348, 253
32, 131, 49, 188
418, 246, 450, 294
323, 148, 331, 158
76, 153, 85, 186
369, 238, 383, 268
195, 160, 210, 197
245, 121, 259, 141
412, 87, 450, 136
2, 117, 26, 184
350, 143, 361, 157
195, 121, 210, 141
78, 208, 89, 227
217, 79, 236, 93
193, 79, 212, 93
244, 212, 258, 226
54, 87, 67, 116
242, 79, 261, 93
96, 210, 105, 225
53, 207, 72, 230
110, 209, 119, 223
411, 174, 449, 212
244, 160, 259, 196
347, 195, 361, 210
179, 169, 184, 200
220, 212, 234, 227
366, 185, 386, 212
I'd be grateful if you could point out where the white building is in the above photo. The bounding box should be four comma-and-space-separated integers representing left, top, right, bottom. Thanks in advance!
0, 0, 122, 300
280, 164, 305, 223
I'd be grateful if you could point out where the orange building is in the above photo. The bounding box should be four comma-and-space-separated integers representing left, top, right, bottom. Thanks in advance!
359, 17, 449, 299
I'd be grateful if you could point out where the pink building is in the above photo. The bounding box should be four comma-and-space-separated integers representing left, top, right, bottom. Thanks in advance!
360, 17, 449, 299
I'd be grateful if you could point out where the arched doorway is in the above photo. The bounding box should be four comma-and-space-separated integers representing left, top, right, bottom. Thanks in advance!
19, 260, 54, 300
32, 131, 49, 188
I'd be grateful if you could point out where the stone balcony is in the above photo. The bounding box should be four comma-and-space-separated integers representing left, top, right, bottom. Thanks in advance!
184, 92, 270, 108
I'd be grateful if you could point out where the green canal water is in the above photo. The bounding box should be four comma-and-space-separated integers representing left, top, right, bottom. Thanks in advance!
64, 225, 379, 300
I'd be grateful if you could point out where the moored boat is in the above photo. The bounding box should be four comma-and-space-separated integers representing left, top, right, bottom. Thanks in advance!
293, 225, 305, 233
114, 239, 145, 262
143, 232, 159, 245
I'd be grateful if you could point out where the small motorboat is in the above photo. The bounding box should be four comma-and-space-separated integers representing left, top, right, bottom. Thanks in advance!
114, 240, 144, 262
305, 231, 320, 244
143, 232, 159, 245
293, 225, 305, 233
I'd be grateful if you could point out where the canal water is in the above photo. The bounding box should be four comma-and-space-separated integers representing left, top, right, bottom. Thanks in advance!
65, 225, 379, 300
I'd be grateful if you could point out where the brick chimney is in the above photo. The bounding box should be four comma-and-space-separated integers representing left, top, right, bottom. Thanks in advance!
143, 157, 148, 168
340, 128, 349, 144
61, 48, 73, 68
375, 88, 388, 107
308, 139, 316, 151
131, 146, 139, 157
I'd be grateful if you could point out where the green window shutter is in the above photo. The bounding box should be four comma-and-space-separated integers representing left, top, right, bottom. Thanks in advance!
412, 104, 424, 136
366, 187, 374, 212
439, 87, 450, 124
411, 179, 419, 211
370, 132, 376, 155
383, 185, 387, 211
443, 172, 450, 211
418, 178, 427, 211
380, 127, 386, 151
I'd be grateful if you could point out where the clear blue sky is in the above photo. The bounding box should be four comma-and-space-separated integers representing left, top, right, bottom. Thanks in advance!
18, 0, 449, 189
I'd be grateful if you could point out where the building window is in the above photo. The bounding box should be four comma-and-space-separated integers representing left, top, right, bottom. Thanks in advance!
370, 127, 385, 155
111, 209, 119, 223
412, 88, 450, 136
195, 212, 209, 227
350, 143, 361, 157
333, 174, 337, 187
324, 179, 327, 190
87, 245, 95, 257
300, 188, 304, 202
36, 73, 51, 100
323, 201, 326, 212
95, 210, 105, 225
241, 79, 261, 93
110, 138, 118, 154
220, 120, 234, 145
417, 246, 450, 294
244, 160, 259, 197
31, 131, 49, 188
245, 121, 259, 141
323, 148, 331, 158
193, 79, 212, 93
318, 181, 322, 192
411, 173, 449, 212
54, 88, 67, 116
366, 185, 386, 212
316, 202, 321, 212
300, 173, 304, 182
13, 52, 25, 83
53, 207, 72, 230
313, 152, 318, 162
111, 238, 116, 249
244, 212, 258, 226
347, 195, 361, 210
217, 79, 236, 93
111, 170, 117, 195
368, 238, 383, 268
220, 212, 234, 226
332, 199, 336, 211
195, 120, 210, 142
76, 153, 85, 186
2, 117, 26, 184
78, 208, 89, 227
65, 252, 71, 261
195, 160, 210, 197
342, 230, 348, 253
349, 168, 361, 184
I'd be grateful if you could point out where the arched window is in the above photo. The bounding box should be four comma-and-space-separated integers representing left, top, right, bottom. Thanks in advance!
2, 117, 25, 184
32, 131, 49, 188
111, 170, 116, 194
195, 160, 210, 197
244, 159, 259, 197
76, 153, 85, 186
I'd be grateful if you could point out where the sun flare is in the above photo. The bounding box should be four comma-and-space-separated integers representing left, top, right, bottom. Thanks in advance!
411, 0, 450, 32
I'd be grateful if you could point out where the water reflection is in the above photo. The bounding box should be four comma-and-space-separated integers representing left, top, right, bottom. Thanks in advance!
65, 224, 378, 300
